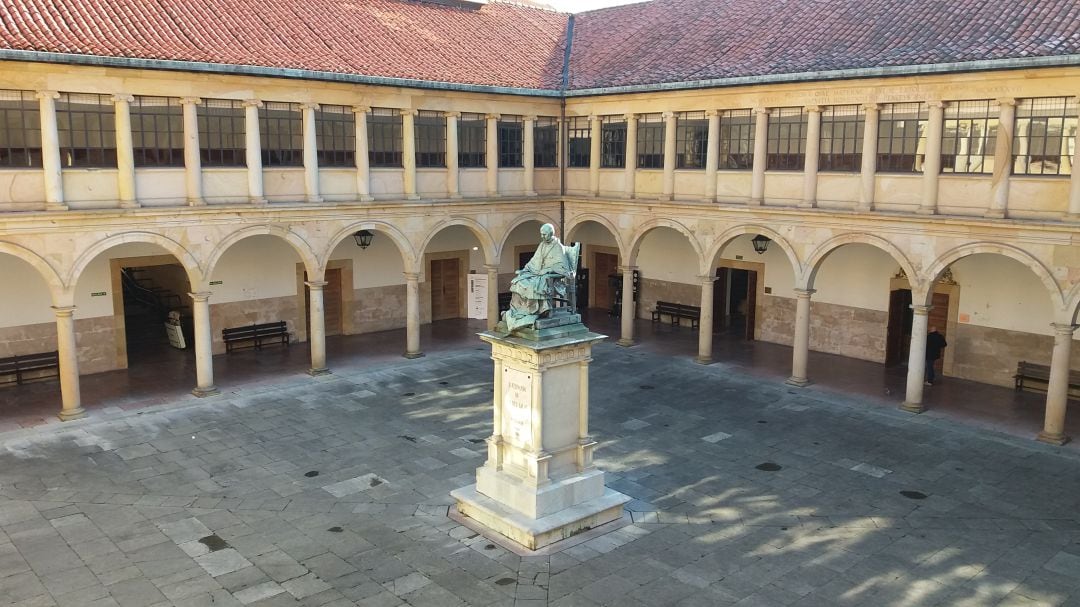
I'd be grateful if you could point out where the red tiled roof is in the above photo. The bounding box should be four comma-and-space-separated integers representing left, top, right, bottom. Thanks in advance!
568, 0, 1080, 90
0, 0, 569, 90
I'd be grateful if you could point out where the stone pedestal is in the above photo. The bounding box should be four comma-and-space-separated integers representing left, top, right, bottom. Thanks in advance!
452, 314, 630, 550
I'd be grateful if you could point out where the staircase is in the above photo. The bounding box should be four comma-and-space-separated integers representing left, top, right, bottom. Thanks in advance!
121, 268, 190, 355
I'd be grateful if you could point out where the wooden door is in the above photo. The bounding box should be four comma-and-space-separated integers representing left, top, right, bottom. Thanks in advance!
305, 269, 343, 337
929, 292, 950, 375
885, 289, 908, 366
430, 258, 461, 321
745, 270, 758, 340
713, 267, 728, 331
592, 252, 619, 310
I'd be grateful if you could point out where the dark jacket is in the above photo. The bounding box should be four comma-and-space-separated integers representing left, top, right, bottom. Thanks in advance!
925, 331, 947, 361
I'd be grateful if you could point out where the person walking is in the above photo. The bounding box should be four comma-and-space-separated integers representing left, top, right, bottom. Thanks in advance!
925, 326, 947, 386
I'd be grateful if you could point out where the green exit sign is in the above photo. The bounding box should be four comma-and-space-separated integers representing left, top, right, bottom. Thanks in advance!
209, 280, 223, 286
90, 291, 106, 297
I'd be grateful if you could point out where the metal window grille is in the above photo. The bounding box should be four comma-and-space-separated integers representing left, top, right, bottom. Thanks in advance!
567, 116, 591, 168
534, 117, 558, 168
498, 116, 523, 168
1013, 97, 1077, 176
942, 100, 998, 174
130, 96, 183, 168
198, 99, 246, 167
766, 107, 806, 171
458, 113, 486, 168
877, 102, 928, 173
636, 113, 665, 169
676, 111, 708, 169
368, 108, 403, 168
819, 105, 864, 172
415, 110, 446, 168
315, 105, 355, 167
600, 116, 626, 168
0, 90, 41, 168
56, 93, 117, 168
718, 109, 754, 170
259, 102, 303, 167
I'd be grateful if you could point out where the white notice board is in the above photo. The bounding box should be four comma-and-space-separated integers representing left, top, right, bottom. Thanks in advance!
468, 274, 488, 319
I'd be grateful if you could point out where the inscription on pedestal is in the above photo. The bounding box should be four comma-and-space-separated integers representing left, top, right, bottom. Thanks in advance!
502, 367, 532, 450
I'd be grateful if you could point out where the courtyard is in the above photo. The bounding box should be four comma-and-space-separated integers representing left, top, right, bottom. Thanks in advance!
2, 323, 1080, 606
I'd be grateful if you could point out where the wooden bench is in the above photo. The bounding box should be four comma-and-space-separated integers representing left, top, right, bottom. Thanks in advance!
1015, 361, 1080, 396
651, 301, 701, 329
222, 321, 290, 353
0, 351, 60, 386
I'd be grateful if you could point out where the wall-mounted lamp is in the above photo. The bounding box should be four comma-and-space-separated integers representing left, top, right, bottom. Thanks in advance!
751, 234, 771, 255
353, 230, 374, 249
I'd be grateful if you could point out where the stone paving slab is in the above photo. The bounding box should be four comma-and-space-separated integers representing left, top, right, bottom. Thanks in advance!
3, 343, 1080, 606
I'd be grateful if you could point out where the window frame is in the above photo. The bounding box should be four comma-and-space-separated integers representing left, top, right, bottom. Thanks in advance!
129, 96, 184, 168
941, 99, 998, 175
497, 116, 524, 168
718, 109, 754, 170
600, 116, 627, 169
0, 90, 42, 169
458, 113, 486, 169
259, 102, 304, 168
567, 116, 591, 168
367, 108, 403, 169
1013, 96, 1077, 177
766, 107, 807, 171
675, 111, 708, 170
818, 104, 864, 172
534, 117, 558, 168
56, 93, 117, 169
876, 102, 929, 173
636, 113, 665, 170
415, 110, 446, 169
198, 99, 246, 168
314, 104, 356, 168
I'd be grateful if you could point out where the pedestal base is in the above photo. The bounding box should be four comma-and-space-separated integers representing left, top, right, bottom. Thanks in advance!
900, 401, 926, 414
192, 386, 220, 398
1036, 431, 1070, 446
58, 407, 86, 421
403, 351, 425, 359
307, 367, 330, 376
452, 484, 629, 550
785, 376, 811, 387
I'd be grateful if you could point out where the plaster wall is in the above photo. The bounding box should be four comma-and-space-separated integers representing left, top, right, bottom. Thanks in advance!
263, 168, 305, 201
460, 169, 487, 196
63, 171, 120, 208
134, 169, 186, 207
417, 169, 446, 197
0, 170, 46, 211
498, 169, 526, 195
817, 173, 859, 209
319, 169, 358, 201
636, 228, 699, 285
203, 168, 249, 204
370, 169, 405, 198
762, 172, 801, 206
0, 256, 55, 327
208, 236, 301, 304
565, 170, 589, 195
673, 171, 705, 200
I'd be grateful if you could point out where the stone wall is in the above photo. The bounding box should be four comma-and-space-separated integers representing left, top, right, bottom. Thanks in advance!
637, 278, 701, 319
950, 324, 1080, 388
209, 296, 301, 355
757, 294, 888, 363
352, 284, 407, 334
0, 321, 56, 360
0, 317, 121, 376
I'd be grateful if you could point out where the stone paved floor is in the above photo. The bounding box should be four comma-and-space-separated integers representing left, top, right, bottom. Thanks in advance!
3, 341, 1080, 606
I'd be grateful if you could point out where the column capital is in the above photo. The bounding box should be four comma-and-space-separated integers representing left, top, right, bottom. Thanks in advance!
51, 305, 76, 317
662, 111, 675, 120
926, 99, 947, 109
110, 94, 135, 104
1051, 322, 1078, 335
623, 112, 637, 121
179, 96, 202, 106
910, 304, 933, 315
996, 97, 1017, 107
698, 274, 716, 284
403, 108, 419, 116
705, 109, 720, 118
445, 111, 461, 118
36, 90, 60, 100
588, 114, 600, 123
403, 271, 420, 281
304, 280, 328, 289
242, 99, 263, 109
862, 102, 882, 111
617, 265, 637, 273
752, 107, 771, 116
351, 105, 370, 114
523, 115, 537, 122
793, 288, 816, 298
804, 105, 823, 113
188, 291, 212, 302
483, 263, 500, 273
299, 102, 320, 111
486, 113, 500, 121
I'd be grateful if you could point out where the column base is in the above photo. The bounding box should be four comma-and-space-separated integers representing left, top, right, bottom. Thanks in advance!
58, 407, 86, 421
118, 200, 141, 209
187, 198, 207, 207
448, 193, 463, 199
406, 194, 421, 201
785, 376, 811, 387
192, 386, 220, 398
615, 338, 635, 348
526, 191, 538, 197
306, 196, 324, 203
359, 195, 375, 202
984, 209, 1006, 219
1066, 212, 1080, 222
403, 351, 425, 359
701, 196, 716, 204
694, 355, 713, 365
249, 197, 268, 205
899, 401, 926, 414
915, 207, 937, 215
855, 203, 873, 212
798, 200, 816, 209
307, 367, 330, 376
45, 203, 69, 212
1036, 431, 1070, 446
748, 198, 763, 206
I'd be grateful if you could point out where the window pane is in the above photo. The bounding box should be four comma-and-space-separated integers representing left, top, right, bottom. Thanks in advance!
0, 90, 42, 168
131, 96, 184, 167
676, 111, 707, 169
534, 117, 558, 168
315, 105, 355, 167
877, 102, 928, 173
567, 116, 590, 168
819, 105, 863, 172
367, 108, 402, 168
1014, 97, 1077, 176
636, 114, 664, 169
942, 100, 998, 174
600, 116, 626, 168
766, 107, 806, 171
198, 99, 246, 167
718, 109, 754, 170
458, 114, 486, 168
56, 93, 117, 168
416, 111, 445, 168
498, 117, 523, 168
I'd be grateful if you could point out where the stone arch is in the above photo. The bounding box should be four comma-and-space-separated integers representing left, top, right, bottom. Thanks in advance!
804, 233, 919, 291
922, 242, 1064, 309
204, 225, 320, 286
627, 218, 705, 274
68, 231, 203, 292
322, 220, 418, 276
565, 213, 627, 259
1066, 281, 1080, 325
417, 217, 498, 266
0, 240, 65, 301
495, 211, 561, 260
704, 224, 801, 278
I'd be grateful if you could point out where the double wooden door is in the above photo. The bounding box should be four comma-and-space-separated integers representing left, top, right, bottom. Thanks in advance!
592, 252, 619, 310
885, 289, 949, 366
430, 258, 461, 321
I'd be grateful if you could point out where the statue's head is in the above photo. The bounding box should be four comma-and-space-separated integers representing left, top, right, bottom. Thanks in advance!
540, 223, 556, 244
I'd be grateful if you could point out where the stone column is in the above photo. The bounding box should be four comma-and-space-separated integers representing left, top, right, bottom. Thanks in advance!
485, 264, 500, 331
179, 97, 204, 206
300, 103, 322, 203
987, 98, 1016, 219
662, 111, 677, 200
446, 112, 461, 198
1037, 323, 1077, 445
486, 113, 499, 196
402, 109, 419, 200
617, 266, 636, 347
696, 275, 715, 364
801, 105, 821, 208
589, 115, 601, 197
918, 101, 945, 215
750, 107, 770, 205
112, 95, 139, 208
900, 304, 931, 413
189, 292, 218, 397
624, 113, 638, 199
53, 306, 85, 421
858, 103, 880, 211
786, 288, 814, 387
523, 115, 537, 196
352, 106, 374, 202
704, 109, 720, 202
1069, 110, 1080, 219
404, 272, 424, 359
36, 91, 66, 211
242, 99, 266, 204
306, 280, 329, 375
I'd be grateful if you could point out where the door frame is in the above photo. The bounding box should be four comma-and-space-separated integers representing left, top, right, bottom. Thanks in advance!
889, 275, 960, 375
295, 259, 354, 343
110, 254, 190, 370
585, 245, 620, 311
714, 258, 766, 341
423, 250, 469, 322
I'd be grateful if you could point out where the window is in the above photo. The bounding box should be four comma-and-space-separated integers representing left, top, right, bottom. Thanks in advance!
567, 116, 590, 168
259, 102, 303, 167
458, 113, 485, 168
676, 111, 708, 169
534, 117, 558, 168
56, 93, 116, 168
315, 105, 355, 168
819, 105, 863, 172
368, 108, 402, 168
942, 100, 998, 174
636, 113, 665, 169
415, 111, 445, 168
0, 90, 41, 168
718, 109, 754, 170
129, 96, 183, 167
766, 107, 806, 171
498, 116, 523, 168
1014, 97, 1077, 176
877, 102, 928, 173
198, 99, 245, 167
600, 116, 626, 168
